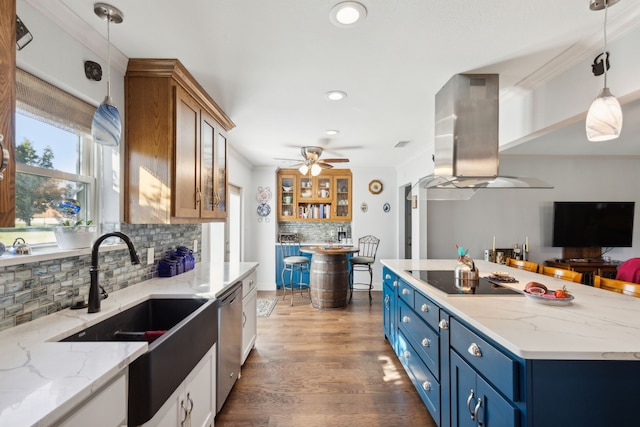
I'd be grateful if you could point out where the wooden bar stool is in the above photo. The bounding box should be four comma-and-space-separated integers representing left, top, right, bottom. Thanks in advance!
540, 266, 583, 283
506, 258, 539, 273
594, 275, 640, 298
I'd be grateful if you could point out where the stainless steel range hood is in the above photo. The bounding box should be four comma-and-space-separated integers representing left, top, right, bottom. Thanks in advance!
419, 74, 552, 198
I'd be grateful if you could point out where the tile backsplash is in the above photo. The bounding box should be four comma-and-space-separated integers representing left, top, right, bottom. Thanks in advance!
0, 224, 201, 332
278, 222, 351, 243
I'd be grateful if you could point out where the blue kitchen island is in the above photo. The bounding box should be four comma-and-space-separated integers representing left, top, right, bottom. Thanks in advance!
382, 259, 640, 427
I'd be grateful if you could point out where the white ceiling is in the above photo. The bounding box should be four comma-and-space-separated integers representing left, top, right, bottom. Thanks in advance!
37, 0, 640, 167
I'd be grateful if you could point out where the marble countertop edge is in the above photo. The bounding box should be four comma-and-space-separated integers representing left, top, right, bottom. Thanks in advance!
381, 259, 640, 361
0, 261, 258, 426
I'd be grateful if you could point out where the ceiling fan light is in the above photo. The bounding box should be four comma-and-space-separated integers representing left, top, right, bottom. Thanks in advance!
311, 163, 322, 176
299, 164, 309, 175
586, 88, 623, 141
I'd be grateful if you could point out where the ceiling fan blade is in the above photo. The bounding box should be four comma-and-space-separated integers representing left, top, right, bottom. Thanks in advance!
322, 158, 350, 163
319, 162, 334, 169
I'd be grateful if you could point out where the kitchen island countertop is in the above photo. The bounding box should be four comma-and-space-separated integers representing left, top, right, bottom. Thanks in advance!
382, 259, 640, 361
0, 261, 258, 427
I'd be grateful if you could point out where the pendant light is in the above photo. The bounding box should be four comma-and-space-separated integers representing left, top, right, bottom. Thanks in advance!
586, 0, 623, 142
91, 3, 124, 147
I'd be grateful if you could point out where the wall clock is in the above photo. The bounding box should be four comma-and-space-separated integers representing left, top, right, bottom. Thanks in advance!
368, 179, 383, 194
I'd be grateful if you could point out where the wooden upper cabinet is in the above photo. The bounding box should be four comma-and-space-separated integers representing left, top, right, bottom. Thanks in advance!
124, 58, 234, 224
0, 0, 16, 227
277, 168, 352, 222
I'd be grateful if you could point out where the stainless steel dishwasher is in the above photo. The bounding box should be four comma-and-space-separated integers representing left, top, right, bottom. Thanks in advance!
216, 281, 242, 413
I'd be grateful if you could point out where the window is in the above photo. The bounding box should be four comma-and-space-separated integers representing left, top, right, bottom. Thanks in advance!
0, 70, 96, 245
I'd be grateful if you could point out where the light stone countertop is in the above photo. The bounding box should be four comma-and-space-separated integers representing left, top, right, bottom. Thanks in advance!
0, 261, 258, 427
382, 259, 640, 361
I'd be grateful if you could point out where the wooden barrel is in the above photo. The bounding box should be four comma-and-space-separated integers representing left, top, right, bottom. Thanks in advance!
310, 253, 349, 309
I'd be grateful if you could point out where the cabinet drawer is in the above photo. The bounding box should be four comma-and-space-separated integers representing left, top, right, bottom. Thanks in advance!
242, 272, 257, 297
450, 318, 518, 401
414, 291, 440, 331
397, 331, 441, 424
382, 267, 398, 289
398, 278, 415, 307
398, 299, 440, 380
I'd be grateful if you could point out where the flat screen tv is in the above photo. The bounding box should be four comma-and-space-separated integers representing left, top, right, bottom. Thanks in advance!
552, 202, 635, 248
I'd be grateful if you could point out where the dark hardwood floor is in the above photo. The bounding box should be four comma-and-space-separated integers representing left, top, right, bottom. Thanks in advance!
214, 290, 436, 426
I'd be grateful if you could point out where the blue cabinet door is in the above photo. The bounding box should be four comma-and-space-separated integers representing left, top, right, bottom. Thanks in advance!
382, 280, 396, 344
451, 351, 518, 427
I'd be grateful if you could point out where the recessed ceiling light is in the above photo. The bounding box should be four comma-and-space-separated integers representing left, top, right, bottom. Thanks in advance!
326, 130, 340, 136
330, 2, 367, 27
326, 91, 347, 101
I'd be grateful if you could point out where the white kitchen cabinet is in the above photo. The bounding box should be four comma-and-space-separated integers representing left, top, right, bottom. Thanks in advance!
57, 372, 127, 427
144, 345, 216, 427
241, 269, 258, 365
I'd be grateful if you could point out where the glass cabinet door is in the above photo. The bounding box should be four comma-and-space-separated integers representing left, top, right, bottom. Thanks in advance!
279, 174, 296, 220
200, 110, 226, 219
200, 111, 215, 216
316, 176, 331, 201
299, 176, 313, 200
214, 131, 227, 217
335, 176, 351, 220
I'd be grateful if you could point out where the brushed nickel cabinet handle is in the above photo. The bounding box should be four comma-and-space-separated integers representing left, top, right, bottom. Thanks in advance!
422, 381, 431, 391
421, 338, 430, 347
474, 398, 483, 426
420, 303, 429, 312
402, 288, 410, 295
402, 315, 410, 323
438, 319, 449, 330
467, 389, 476, 420
468, 343, 482, 357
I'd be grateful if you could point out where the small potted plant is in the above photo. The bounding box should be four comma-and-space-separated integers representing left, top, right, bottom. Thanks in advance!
54, 219, 98, 249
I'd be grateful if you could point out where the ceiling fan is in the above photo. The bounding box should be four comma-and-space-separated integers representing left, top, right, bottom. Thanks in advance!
277, 146, 349, 176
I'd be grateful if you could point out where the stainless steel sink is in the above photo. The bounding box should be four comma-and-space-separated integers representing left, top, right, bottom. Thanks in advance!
61, 297, 218, 426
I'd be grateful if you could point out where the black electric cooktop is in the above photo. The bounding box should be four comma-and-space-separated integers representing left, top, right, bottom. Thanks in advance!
407, 270, 522, 296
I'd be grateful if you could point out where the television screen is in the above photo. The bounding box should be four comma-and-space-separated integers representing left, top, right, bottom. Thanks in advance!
552, 202, 635, 248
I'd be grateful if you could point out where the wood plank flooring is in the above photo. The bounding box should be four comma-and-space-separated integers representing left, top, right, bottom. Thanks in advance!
215, 290, 436, 427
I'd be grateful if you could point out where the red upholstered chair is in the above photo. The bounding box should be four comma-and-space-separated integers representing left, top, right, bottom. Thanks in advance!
615, 258, 640, 284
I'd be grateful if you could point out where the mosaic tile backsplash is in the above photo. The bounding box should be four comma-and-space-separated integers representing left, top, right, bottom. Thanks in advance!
0, 224, 201, 332
278, 222, 351, 243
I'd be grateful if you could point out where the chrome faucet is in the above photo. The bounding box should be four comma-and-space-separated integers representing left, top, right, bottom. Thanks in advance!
88, 232, 141, 313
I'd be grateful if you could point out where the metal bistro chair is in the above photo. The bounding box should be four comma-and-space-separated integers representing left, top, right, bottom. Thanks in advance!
280, 234, 310, 305
349, 235, 380, 304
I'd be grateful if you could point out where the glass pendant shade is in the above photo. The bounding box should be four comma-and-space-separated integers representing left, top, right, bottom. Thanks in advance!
299, 164, 309, 175
310, 163, 322, 176
91, 3, 123, 147
92, 94, 121, 146
586, 87, 623, 141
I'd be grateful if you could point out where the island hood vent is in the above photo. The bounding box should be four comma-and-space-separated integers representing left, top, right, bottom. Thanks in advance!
419, 73, 552, 199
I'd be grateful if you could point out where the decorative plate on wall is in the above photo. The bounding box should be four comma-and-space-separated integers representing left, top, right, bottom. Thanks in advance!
256, 187, 272, 203
368, 179, 383, 194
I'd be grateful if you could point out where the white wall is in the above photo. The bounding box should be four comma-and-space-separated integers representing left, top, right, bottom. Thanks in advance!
349, 167, 397, 290
426, 155, 640, 264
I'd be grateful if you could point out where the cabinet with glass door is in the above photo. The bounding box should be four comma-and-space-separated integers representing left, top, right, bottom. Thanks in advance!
276, 169, 351, 222
277, 172, 297, 221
